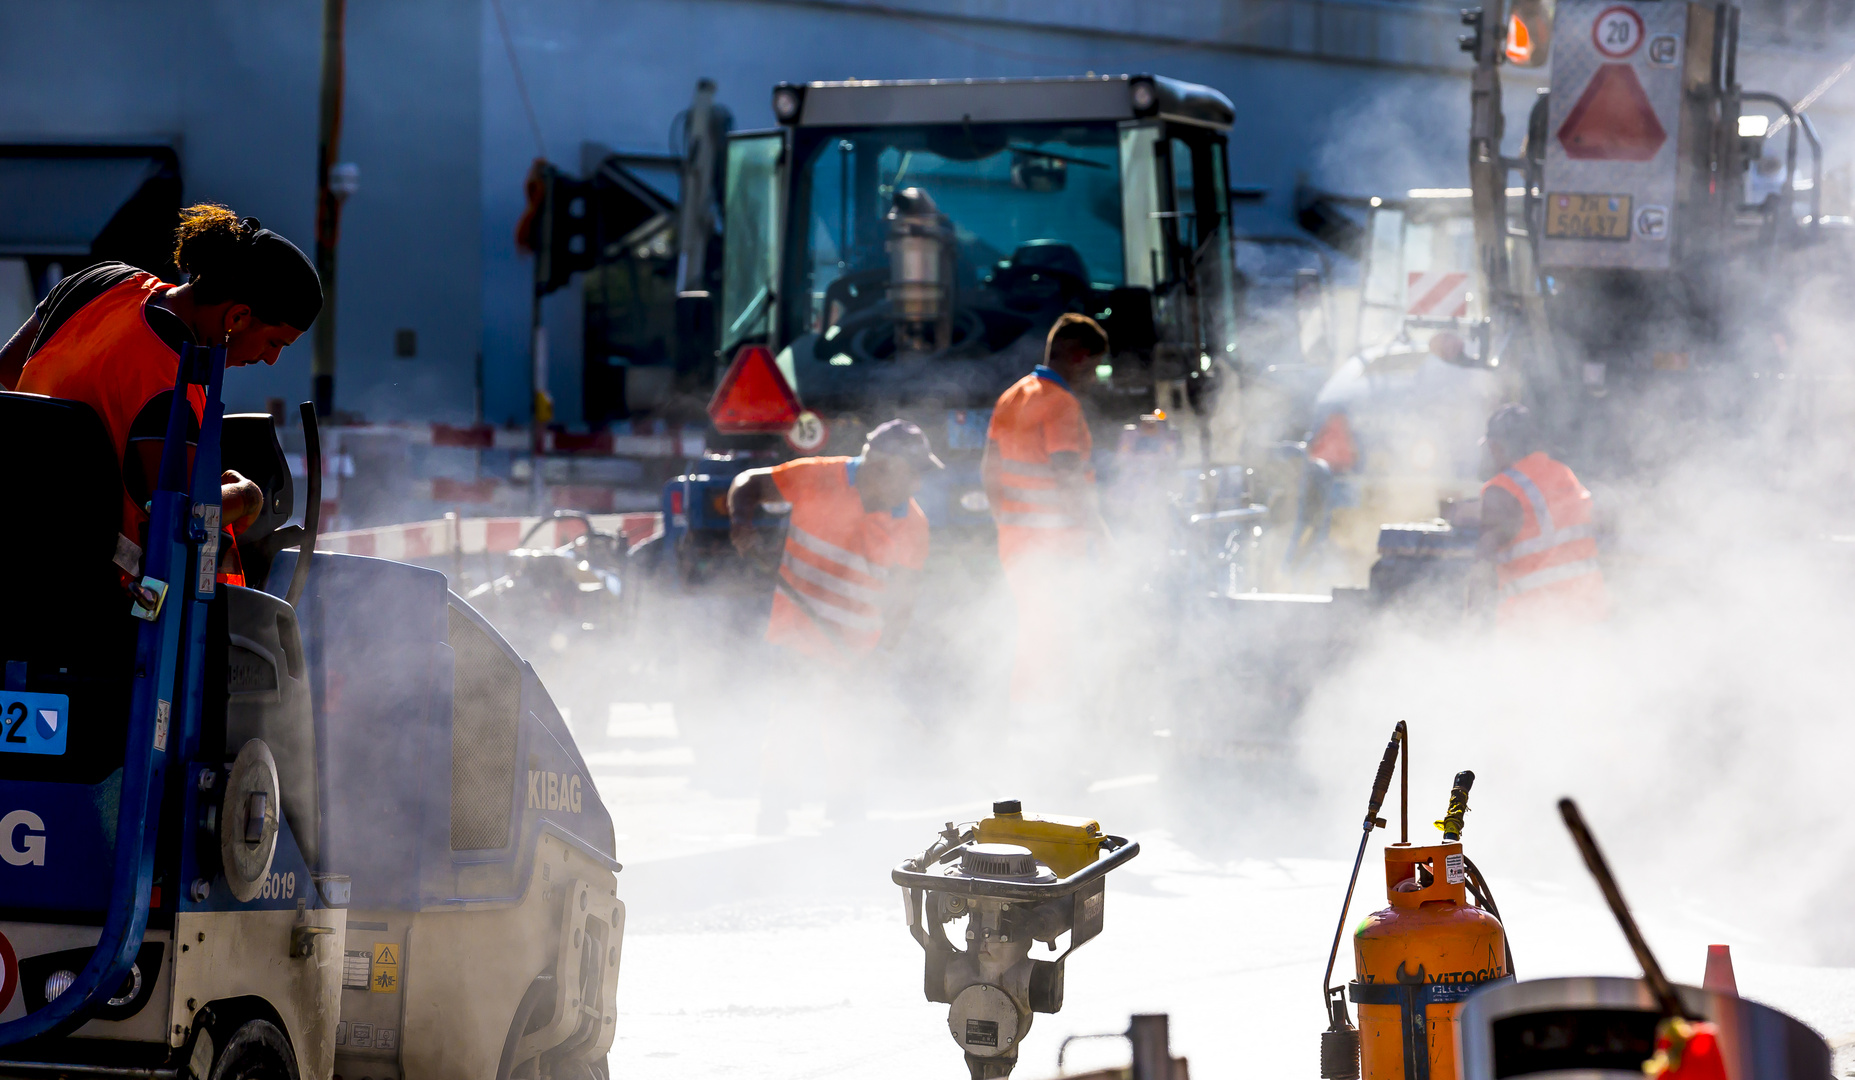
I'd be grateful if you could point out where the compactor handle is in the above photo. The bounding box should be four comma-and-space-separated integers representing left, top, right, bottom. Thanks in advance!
285, 402, 321, 609
1440, 770, 1475, 841
1363, 721, 1406, 830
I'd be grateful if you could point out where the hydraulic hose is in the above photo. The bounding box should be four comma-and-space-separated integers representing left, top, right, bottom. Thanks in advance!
1322, 721, 1406, 1005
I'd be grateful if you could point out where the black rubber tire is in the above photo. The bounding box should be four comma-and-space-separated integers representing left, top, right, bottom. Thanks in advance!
208, 1019, 299, 1080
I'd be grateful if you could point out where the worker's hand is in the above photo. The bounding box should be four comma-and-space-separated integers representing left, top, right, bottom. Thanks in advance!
730, 519, 766, 562
220, 470, 264, 534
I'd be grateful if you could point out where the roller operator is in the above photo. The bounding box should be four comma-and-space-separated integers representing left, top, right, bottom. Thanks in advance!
0, 203, 322, 587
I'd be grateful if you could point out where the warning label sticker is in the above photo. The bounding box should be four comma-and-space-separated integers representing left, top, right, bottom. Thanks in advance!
1446, 853, 1467, 884
370, 942, 399, 994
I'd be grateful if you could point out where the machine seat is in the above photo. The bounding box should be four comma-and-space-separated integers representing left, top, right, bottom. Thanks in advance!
0, 391, 134, 786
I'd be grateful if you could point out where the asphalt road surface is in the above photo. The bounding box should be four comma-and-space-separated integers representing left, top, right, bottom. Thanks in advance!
567, 699, 1855, 1080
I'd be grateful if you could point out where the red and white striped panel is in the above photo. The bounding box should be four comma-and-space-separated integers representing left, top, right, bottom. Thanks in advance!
1406, 271, 1470, 317
317, 513, 663, 560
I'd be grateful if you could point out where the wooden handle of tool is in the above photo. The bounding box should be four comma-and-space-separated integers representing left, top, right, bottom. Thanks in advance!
1559, 798, 1694, 1020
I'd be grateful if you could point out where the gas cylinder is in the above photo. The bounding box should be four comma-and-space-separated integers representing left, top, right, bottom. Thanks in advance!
1352, 842, 1508, 1080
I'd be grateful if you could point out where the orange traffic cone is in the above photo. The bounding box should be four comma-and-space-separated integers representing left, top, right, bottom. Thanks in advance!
1702, 945, 1738, 995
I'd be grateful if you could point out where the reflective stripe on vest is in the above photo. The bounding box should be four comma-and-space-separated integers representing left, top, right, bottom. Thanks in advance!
1493, 465, 1595, 565
997, 458, 1082, 529
998, 459, 1057, 479
786, 523, 888, 581
1499, 558, 1603, 600
1486, 455, 1604, 617
780, 524, 886, 632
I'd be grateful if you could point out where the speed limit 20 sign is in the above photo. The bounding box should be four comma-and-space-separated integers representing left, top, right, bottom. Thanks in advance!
1592, 5, 1645, 57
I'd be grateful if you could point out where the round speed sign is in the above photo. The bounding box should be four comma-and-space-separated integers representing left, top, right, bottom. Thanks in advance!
786, 410, 828, 452
1592, 5, 1645, 58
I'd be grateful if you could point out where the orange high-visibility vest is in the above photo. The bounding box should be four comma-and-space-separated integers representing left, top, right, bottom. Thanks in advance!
988, 367, 1092, 564
766, 456, 928, 657
1482, 451, 1607, 624
18, 272, 243, 585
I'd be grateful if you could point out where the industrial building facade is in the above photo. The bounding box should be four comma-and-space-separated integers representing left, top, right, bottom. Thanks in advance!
0, 0, 1836, 426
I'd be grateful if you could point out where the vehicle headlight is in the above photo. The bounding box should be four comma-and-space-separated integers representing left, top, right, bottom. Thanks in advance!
772, 84, 805, 124
45, 970, 76, 1002
959, 490, 990, 513
1129, 77, 1158, 115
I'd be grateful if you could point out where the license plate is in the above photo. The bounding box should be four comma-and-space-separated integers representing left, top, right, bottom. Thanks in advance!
1545, 193, 1633, 240
0, 691, 69, 756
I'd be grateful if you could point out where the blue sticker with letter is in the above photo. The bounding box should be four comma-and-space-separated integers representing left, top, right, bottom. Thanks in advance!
1, 691, 69, 756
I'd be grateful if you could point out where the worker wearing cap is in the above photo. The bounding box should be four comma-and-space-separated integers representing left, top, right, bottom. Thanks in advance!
982, 314, 1111, 708
729, 419, 937, 656
1476, 404, 1608, 625
1, 204, 322, 586
728, 419, 937, 831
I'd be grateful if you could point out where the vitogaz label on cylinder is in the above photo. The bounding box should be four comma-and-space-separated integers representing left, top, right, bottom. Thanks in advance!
1446, 853, 1467, 884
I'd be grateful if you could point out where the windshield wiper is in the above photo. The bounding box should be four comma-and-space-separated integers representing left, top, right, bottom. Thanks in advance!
1007, 145, 1110, 169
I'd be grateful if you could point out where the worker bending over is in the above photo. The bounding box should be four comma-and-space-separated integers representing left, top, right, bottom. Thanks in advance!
1476, 404, 1608, 625
1, 204, 322, 586
728, 419, 938, 831
982, 314, 1112, 725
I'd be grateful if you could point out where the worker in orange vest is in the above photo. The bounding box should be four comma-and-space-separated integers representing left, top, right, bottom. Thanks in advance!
982, 314, 1112, 725
728, 419, 938, 831
1476, 404, 1608, 625
1, 205, 322, 587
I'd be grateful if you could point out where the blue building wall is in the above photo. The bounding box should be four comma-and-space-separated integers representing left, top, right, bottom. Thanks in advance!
3, 0, 1553, 424
0, 0, 479, 421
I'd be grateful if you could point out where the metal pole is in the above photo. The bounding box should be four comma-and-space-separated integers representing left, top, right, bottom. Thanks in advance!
530, 288, 547, 514
312, 0, 346, 417
1129, 1014, 1170, 1080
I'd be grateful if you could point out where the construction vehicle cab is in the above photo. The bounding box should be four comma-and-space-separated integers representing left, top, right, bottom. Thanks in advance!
665, 74, 1240, 570
1465, 0, 1843, 469
0, 355, 622, 1079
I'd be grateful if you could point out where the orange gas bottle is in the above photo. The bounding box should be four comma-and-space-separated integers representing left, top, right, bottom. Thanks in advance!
1351, 842, 1509, 1080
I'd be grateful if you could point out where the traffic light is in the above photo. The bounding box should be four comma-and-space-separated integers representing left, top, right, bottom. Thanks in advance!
518, 161, 596, 296
1460, 7, 1486, 55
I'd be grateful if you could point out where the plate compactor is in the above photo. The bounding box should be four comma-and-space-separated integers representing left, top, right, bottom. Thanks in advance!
894, 801, 1139, 1079
0, 345, 622, 1079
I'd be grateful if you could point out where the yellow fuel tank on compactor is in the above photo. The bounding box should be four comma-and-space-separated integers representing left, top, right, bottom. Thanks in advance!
976, 801, 1104, 877
1352, 842, 1509, 1080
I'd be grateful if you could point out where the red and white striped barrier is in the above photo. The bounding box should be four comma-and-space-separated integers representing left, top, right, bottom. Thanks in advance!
317, 512, 663, 561
1405, 271, 1470, 318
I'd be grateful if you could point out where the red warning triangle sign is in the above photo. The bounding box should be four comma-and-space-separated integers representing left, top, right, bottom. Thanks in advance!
708, 344, 802, 433
1558, 63, 1667, 161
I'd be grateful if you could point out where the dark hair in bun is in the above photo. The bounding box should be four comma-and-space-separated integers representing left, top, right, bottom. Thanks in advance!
172, 203, 323, 332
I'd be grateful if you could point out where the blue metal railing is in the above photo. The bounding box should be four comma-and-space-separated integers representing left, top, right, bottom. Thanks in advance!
0, 342, 224, 1046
